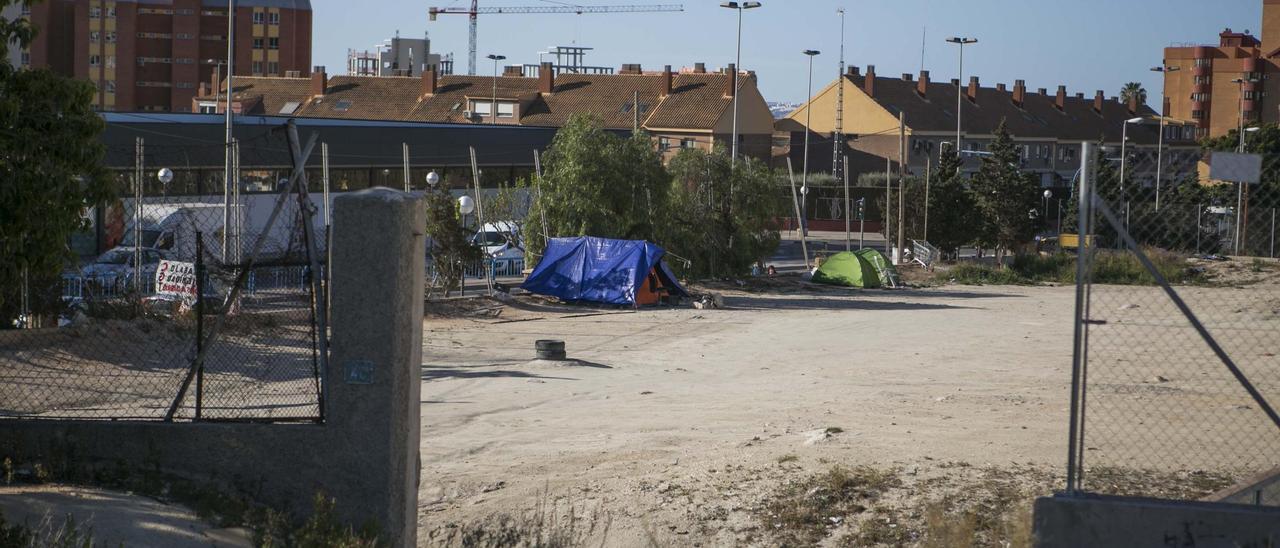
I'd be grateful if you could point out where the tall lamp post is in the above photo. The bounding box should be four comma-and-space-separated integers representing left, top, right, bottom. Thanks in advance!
1119, 117, 1143, 201
1150, 64, 1180, 209
720, 1, 761, 165
945, 37, 977, 159
486, 54, 505, 125
801, 49, 820, 235
221, 0, 235, 263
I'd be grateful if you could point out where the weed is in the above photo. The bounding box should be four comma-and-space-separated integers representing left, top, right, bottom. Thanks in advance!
758, 466, 901, 545
425, 491, 608, 548
824, 427, 844, 434
254, 492, 382, 548
0, 509, 95, 548
775, 454, 798, 464
937, 249, 1207, 286
1250, 258, 1268, 273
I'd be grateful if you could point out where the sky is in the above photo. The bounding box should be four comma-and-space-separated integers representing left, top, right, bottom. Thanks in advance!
310, 0, 1263, 107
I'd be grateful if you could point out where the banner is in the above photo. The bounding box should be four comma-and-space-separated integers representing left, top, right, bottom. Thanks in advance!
155, 260, 197, 303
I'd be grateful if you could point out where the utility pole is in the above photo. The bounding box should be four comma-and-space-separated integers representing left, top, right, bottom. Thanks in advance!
222, 0, 235, 264
843, 155, 851, 252
923, 155, 931, 242
884, 156, 891, 256
832, 7, 845, 178
897, 111, 907, 265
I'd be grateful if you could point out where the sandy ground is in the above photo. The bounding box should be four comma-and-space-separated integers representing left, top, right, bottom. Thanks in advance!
0, 484, 251, 547
416, 277, 1280, 546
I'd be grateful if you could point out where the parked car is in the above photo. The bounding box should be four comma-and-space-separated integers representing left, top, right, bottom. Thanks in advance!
470, 221, 522, 257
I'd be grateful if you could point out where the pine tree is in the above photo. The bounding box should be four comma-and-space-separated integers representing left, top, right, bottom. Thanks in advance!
969, 120, 1039, 262
925, 142, 979, 257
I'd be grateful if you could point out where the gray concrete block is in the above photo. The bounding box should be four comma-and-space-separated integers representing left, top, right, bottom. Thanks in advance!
1034, 493, 1280, 548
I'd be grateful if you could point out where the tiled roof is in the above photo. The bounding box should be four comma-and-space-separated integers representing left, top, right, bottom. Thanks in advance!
203, 70, 751, 132
843, 73, 1180, 145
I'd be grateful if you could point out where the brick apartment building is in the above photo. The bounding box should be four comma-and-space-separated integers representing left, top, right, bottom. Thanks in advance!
20, 0, 311, 112
1163, 0, 1280, 138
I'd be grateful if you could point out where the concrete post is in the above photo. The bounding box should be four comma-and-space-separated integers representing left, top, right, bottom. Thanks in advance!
329, 188, 425, 547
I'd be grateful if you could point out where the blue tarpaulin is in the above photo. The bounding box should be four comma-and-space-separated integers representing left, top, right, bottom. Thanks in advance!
522, 236, 688, 306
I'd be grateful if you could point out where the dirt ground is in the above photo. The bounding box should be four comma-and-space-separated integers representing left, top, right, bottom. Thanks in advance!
415, 273, 1280, 547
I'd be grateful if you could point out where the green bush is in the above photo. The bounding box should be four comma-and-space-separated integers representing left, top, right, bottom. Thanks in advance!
937, 249, 1207, 286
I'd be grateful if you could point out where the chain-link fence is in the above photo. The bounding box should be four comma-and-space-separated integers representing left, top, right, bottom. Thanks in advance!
1, 129, 327, 422
1067, 143, 1280, 506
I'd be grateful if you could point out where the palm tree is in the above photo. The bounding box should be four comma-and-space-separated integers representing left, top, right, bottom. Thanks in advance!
1120, 82, 1147, 106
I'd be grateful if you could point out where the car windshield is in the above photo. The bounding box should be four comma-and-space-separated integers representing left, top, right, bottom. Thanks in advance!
473, 231, 509, 246
96, 249, 132, 265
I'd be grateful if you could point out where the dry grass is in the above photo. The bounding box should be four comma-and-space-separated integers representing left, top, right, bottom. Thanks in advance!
758, 465, 901, 546
424, 492, 610, 548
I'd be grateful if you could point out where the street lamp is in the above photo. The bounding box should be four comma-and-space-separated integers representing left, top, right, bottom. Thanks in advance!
426, 170, 440, 187
946, 37, 978, 158
720, 1, 761, 164
1043, 189, 1052, 231
1232, 77, 1260, 153
801, 49, 820, 235
1119, 116, 1144, 200
486, 54, 505, 125
1150, 64, 1180, 209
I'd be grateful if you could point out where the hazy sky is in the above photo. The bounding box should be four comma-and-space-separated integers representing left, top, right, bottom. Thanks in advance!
311, 0, 1261, 106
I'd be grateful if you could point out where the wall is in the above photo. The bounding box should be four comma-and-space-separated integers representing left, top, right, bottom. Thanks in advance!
0, 188, 425, 546
1033, 494, 1280, 547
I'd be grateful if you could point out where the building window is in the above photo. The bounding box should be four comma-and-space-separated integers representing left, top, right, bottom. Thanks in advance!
681, 138, 696, 149
106, 31, 116, 43
1191, 92, 1210, 102
269, 11, 280, 24
89, 6, 100, 17
658, 136, 671, 150
89, 55, 101, 66
267, 61, 279, 74
252, 61, 263, 74
20, 51, 29, 66
252, 11, 264, 24
176, 33, 194, 40
198, 103, 217, 114
268, 37, 279, 50
105, 81, 116, 93
253, 38, 264, 49
105, 55, 115, 68
1195, 58, 1211, 67
107, 6, 115, 17
469, 100, 492, 117
496, 101, 514, 118
176, 82, 195, 89
176, 8, 194, 15
90, 31, 100, 42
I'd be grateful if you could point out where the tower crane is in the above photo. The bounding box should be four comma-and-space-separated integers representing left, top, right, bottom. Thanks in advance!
428, 2, 684, 76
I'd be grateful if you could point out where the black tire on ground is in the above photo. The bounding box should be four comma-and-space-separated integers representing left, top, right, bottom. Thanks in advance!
535, 340, 565, 352
536, 349, 567, 361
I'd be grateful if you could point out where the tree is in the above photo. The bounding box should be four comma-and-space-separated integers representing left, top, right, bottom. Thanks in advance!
523, 114, 668, 258
664, 147, 782, 278
423, 184, 482, 297
1, 0, 115, 326
925, 142, 980, 257
969, 120, 1039, 262
1120, 82, 1147, 107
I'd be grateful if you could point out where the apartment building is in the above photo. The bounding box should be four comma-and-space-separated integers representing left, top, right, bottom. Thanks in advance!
22, 0, 311, 112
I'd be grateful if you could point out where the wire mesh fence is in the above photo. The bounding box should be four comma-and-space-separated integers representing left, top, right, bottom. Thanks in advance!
1068, 145, 1280, 505
1, 135, 326, 422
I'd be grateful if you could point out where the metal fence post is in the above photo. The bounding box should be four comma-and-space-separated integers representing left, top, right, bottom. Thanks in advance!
195, 231, 204, 420
1196, 204, 1203, 255
1271, 208, 1276, 259
1067, 141, 1094, 494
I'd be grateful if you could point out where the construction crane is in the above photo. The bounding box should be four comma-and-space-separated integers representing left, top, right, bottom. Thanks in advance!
429, 2, 684, 76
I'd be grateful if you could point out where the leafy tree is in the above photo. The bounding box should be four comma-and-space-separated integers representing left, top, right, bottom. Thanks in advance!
523, 114, 668, 258
1120, 82, 1147, 107
1, 0, 115, 326
969, 120, 1039, 262
923, 142, 979, 257
664, 147, 782, 278
423, 184, 481, 297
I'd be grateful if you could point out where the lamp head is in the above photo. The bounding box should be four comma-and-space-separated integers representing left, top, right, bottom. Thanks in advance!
458, 195, 475, 215
157, 168, 174, 184
426, 171, 440, 186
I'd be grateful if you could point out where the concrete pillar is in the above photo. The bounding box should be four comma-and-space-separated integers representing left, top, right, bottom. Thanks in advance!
329, 188, 425, 547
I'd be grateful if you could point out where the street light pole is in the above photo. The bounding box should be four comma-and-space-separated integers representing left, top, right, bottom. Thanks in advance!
946, 37, 977, 159
222, 0, 235, 263
720, 1, 761, 165
1151, 64, 1180, 210
487, 54, 505, 125
1119, 117, 1142, 201
801, 49, 820, 236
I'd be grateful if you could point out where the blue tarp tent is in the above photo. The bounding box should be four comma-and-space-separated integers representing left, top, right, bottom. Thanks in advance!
522, 237, 689, 306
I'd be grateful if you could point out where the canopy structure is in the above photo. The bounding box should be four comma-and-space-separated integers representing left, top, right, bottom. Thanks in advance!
522, 236, 688, 306
811, 249, 900, 288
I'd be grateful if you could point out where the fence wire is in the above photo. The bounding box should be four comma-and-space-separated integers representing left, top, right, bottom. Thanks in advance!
1071, 148, 1280, 505
0, 145, 325, 422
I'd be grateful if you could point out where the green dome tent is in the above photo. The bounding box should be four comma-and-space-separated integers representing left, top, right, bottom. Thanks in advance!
811, 249, 899, 288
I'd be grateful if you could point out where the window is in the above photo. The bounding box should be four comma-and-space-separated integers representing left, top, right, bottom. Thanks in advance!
1191, 110, 1205, 119
1191, 92, 1211, 102
681, 138, 696, 149
267, 61, 279, 75
89, 6, 100, 17
106, 6, 115, 17
268, 37, 279, 50
176, 82, 194, 89
176, 33, 193, 40
251, 61, 263, 74
496, 101, 514, 118
198, 102, 217, 114
253, 38, 263, 49
269, 11, 280, 24
105, 31, 116, 43
658, 136, 671, 150
105, 55, 115, 68
105, 81, 115, 93
176, 58, 194, 64
176, 8, 194, 15
20, 51, 29, 66
470, 100, 492, 116
252, 11, 264, 24
1195, 58, 1211, 67
1194, 76, 1210, 85
89, 54, 101, 66
333, 99, 352, 112
90, 31, 100, 42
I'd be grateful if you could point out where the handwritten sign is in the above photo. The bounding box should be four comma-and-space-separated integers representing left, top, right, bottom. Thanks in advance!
155, 260, 197, 303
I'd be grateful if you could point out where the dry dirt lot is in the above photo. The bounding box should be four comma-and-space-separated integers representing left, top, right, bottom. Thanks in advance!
417, 278, 1276, 546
